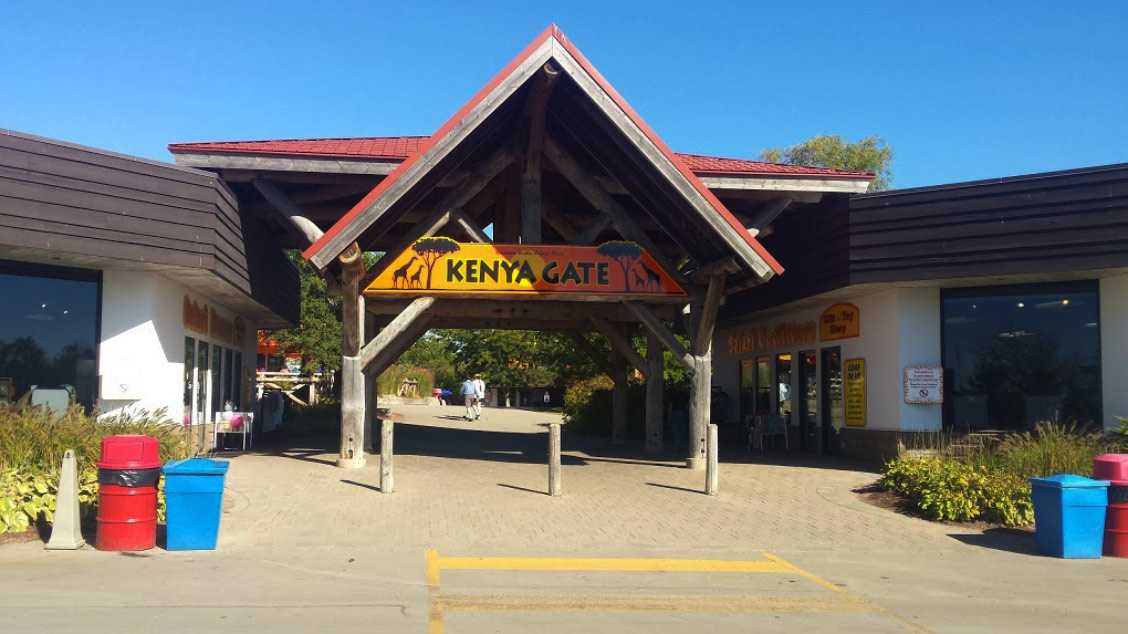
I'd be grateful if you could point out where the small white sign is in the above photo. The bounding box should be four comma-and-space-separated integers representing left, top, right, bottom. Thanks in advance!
904, 366, 943, 404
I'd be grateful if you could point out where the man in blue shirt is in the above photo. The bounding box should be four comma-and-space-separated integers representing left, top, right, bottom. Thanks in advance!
460, 377, 477, 421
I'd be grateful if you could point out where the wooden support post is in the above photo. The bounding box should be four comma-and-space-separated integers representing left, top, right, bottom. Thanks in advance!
338, 244, 366, 469
686, 274, 725, 471
590, 317, 647, 376
705, 423, 719, 496
380, 419, 394, 493
624, 302, 694, 371
496, 163, 522, 243
548, 423, 561, 497
520, 62, 560, 244
251, 178, 325, 246
645, 330, 664, 456
359, 297, 435, 372
610, 353, 628, 446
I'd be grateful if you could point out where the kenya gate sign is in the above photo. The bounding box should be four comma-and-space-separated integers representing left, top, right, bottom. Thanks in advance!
364, 239, 686, 299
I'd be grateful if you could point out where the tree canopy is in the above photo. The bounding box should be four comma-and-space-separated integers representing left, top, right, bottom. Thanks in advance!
761, 135, 893, 191
268, 251, 342, 373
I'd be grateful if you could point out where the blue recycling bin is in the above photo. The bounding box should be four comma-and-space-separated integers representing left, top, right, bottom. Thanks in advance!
1030, 474, 1109, 559
162, 458, 229, 550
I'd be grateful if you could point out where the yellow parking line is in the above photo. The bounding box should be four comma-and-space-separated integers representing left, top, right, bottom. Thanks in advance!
425, 549, 791, 587
433, 592, 874, 614
761, 552, 845, 593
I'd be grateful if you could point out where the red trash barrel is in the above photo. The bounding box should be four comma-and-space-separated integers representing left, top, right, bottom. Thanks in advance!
96, 435, 161, 551
1093, 454, 1128, 557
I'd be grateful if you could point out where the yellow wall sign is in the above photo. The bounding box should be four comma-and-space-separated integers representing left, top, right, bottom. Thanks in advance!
844, 358, 866, 427
364, 239, 686, 299
820, 303, 860, 341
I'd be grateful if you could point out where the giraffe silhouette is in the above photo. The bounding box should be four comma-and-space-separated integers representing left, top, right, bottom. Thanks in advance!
392, 256, 419, 289
632, 269, 647, 291
641, 263, 661, 290
408, 264, 424, 289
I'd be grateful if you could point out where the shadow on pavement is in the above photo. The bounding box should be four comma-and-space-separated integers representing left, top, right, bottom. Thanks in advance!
496, 483, 549, 496
646, 482, 705, 495
948, 528, 1040, 556
340, 479, 383, 493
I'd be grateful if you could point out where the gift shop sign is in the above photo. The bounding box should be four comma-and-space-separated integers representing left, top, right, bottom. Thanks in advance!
364, 239, 686, 299
820, 303, 860, 341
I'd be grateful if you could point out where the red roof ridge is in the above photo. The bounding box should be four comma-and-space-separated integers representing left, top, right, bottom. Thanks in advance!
167, 134, 429, 149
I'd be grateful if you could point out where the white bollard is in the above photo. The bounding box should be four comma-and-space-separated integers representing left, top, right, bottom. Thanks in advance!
705, 424, 719, 496
548, 423, 562, 497
380, 419, 394, 493
46, 449, 85, 550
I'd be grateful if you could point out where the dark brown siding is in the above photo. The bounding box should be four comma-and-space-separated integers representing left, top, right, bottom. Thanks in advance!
0, 130, 297, 324
849, 164, 1128, 283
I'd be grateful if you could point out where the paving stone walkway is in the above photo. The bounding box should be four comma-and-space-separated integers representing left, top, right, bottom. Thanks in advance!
219, 403, 955, 556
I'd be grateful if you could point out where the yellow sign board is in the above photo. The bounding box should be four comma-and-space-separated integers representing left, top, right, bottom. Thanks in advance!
844, 358, 866, 428
364, 239, 686, 299
820, 303, 860, 341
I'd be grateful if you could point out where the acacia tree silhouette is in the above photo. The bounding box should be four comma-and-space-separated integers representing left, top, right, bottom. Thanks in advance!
412, 237, 461, 289
596, 241, 643, 292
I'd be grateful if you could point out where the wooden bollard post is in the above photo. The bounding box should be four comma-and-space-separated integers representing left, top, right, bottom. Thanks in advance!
548, 423, 561, 497
705, 423, 719, 496
380, 419, 394, 493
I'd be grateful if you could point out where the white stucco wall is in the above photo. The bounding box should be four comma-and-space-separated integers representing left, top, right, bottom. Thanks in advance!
713, 287, 942, 433
98, 270, 258, 422
1100, 275, 1128, 430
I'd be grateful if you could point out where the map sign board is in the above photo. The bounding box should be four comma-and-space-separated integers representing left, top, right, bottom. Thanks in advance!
844, 358, 866, 428
364, 239, 686, 299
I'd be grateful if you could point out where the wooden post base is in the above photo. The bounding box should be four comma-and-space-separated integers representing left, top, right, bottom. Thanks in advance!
336, 457, 367, 469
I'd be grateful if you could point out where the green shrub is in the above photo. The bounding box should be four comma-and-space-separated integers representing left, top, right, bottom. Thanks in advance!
880, 457, 1034, 527
984, 423, 1106, 480
0, 405, 186, 535
376, 364, 434, 398
563, 375, 614, 435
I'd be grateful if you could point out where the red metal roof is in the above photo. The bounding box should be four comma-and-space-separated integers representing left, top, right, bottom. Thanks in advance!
168, 136, 871, 180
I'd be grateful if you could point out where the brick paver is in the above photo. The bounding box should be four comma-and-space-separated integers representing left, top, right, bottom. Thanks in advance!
220, 404, 955, 556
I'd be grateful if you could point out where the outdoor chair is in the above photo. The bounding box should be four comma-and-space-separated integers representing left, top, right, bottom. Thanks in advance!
749, 414, 789, 453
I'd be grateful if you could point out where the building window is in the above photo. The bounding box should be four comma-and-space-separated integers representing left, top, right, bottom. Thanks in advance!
183, 337, 195, 425
211, 343, 223, 417
0, 261, 99, 411
942, 282, 1101, 431
755, 356, 772, 415
739, 359, 755, 424
776, 353, 793, 419
223, 348, 234, 408
233, 351, 243, 409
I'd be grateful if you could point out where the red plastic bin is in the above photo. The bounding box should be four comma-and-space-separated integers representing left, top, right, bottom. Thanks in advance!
95, 435, 161, 552
1094, 454, 1128, 558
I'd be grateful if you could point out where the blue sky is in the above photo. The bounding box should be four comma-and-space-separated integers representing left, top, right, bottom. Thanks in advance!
2, 1, 1125, 188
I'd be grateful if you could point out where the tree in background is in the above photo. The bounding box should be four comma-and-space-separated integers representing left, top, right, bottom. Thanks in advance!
397, 332, 458, 390
269, 251, 342, 373
761, 135, 893, 191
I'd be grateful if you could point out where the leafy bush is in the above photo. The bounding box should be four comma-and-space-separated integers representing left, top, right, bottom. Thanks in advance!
0, 405, 186, 535
562, 375, 614, 435
880, 457, 1034, 527
984, 423, 1107, 480
376, 364, 434, 398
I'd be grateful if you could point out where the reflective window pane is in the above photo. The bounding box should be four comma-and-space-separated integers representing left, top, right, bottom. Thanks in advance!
942, 282, 1100, 431
0, 263, 99, 410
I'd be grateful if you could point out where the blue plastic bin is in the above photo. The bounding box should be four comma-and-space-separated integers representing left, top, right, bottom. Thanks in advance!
162, 458, 229, 550
1030, 474, 1109, 559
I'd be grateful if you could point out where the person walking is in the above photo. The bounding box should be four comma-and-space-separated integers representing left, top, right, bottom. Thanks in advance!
460, 376, 477, 421
472, 373, 486, 420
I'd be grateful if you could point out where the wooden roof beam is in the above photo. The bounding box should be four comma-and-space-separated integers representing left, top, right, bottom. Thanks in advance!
252, 178, 325, 247
543, 135, 689, 286
520, 62, 561, 244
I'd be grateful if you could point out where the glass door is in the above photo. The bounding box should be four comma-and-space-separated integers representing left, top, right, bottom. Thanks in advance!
799, 350, 818, 452
183, 337, 195, 425
196, 340, 209, 450
821, 347, 843, 455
